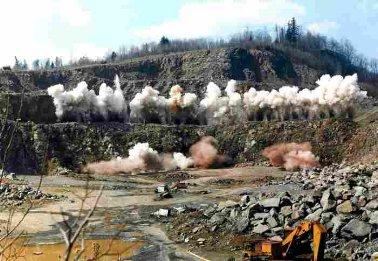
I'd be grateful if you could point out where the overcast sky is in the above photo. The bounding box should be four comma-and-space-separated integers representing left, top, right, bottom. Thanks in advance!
1, 0, 377, 66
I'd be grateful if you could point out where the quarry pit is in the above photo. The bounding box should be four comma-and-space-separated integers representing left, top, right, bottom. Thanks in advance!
0, 47, 377, 260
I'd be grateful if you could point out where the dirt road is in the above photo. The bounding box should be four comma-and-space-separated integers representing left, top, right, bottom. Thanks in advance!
1, 166, 295, 260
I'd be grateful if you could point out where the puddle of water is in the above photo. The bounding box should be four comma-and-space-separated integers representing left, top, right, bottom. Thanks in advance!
3, 238, 144, 260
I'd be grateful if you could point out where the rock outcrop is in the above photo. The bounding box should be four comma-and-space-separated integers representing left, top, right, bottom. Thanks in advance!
0, 48, 305, 95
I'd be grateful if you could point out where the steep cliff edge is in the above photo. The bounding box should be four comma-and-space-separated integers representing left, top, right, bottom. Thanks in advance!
0, 47, 319, 96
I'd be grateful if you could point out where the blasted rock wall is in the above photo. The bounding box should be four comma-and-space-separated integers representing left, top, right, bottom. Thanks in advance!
0, 92, 56, 123
0, 119, 356, 174
0, 48, 319, 124
0, 48, 309, 96
1, 47, 362, 124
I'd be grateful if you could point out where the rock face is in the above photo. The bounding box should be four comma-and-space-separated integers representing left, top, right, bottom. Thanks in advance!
2, 47, 375, 98
0, 47, 309, 124
0, 92, 56, 123
0, 47, 375, 175
0, 119, 356, 174
0, 48, 304, 95
10, 46, 375, 125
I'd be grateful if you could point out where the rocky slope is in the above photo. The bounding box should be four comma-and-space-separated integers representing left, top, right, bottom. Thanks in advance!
164, 164, 377, 260
0, 47, 313, 123
1, 47, 377, 124
0, 48, 309, 94
1, 47, 376, 96
0, 119, 371, 175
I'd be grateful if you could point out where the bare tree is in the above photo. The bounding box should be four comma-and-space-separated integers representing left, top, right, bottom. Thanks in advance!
55, 183, 104, 261
340, 39, 356, 61
0, 85, 46, 259
370, 58, 378, 74
0, 87, 24, 182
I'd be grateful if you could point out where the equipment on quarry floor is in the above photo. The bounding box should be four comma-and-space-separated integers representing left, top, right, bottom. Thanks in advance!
242, 221, 327, 261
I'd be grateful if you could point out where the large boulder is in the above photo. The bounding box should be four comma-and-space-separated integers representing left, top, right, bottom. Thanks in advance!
365, 200, 378, 210
320, 189, 336, 211
260, 197, 281, 208
341, 219, 372, 238
369, 211, 378, 225
236, 216, 250, 233
336, 200, 354, 214
253, 224, 270, 234
209, 213, 226, 225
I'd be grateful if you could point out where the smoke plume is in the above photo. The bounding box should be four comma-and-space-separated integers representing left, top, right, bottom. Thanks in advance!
172, 152, 194, 169
167, 85, 198, 124
199, 80, 244, 125
84, 142, 196, 175
189, 136, 227, 168
48, 73, 366, 125
262, 142, 319, 171
283, 150, 319, 171
47, 75, 127, 122
243, 74, 366, 121
84, 143, 161, 175
96, 75, 128, 121
129, 86, 168, 123
84, 135, 227, 175
225, 80, 245, 122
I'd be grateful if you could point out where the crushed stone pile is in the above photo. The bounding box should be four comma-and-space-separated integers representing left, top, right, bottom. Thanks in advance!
0, 183, 62, 207
157, 164, 377, 260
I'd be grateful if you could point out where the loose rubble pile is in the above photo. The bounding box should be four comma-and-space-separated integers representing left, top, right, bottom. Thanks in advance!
286, 164, 377, 259
159, 164, 377, 260
154, 182, 189, 200
0, 183, 61, 207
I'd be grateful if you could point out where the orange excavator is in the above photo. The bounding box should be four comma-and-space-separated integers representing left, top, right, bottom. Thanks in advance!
243, 221, 327, 260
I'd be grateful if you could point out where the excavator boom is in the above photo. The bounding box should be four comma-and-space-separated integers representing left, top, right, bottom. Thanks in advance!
312, 223, 327, 261
243, 221, 327, 260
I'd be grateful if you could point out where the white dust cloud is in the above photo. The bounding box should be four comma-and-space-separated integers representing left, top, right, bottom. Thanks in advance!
243, 74, 366, 121
48, 74, 367, 124
47, 75, 127, 122
129, 86, 168, 123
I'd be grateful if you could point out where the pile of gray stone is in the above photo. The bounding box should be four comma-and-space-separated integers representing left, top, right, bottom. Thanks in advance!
287, 163, 377, 191
0, 183, 61, 206
166, 164, 377, 260
284, 164, 377, 259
